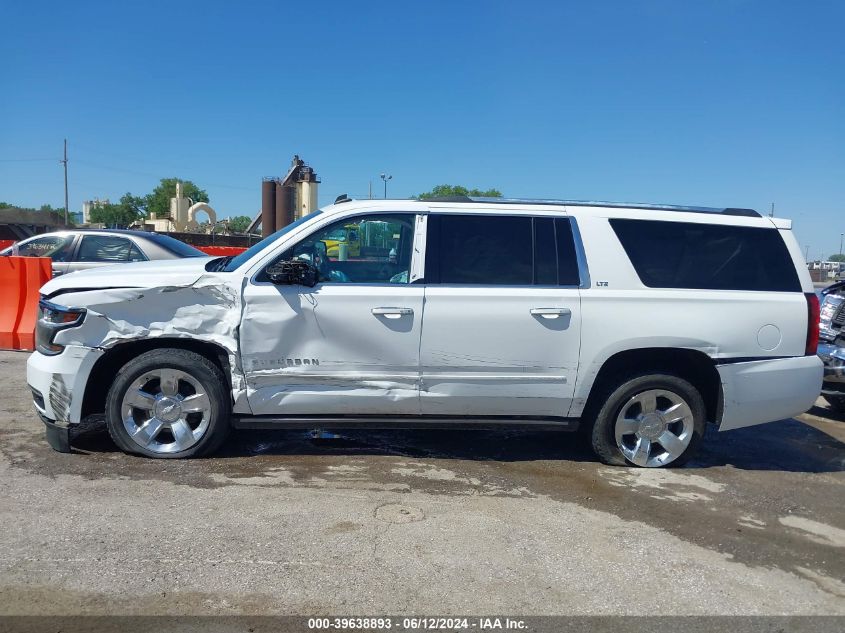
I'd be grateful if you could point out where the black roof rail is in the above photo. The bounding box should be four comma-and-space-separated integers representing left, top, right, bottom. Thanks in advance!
421, 196, 762, 218
720, 208, 760, 217
419, 196, 474, 203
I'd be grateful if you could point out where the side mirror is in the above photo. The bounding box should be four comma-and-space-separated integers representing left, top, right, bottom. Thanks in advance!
266, 259, 319, 287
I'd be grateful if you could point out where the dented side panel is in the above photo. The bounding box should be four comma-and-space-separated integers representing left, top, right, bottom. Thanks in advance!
240, 283, 425, 415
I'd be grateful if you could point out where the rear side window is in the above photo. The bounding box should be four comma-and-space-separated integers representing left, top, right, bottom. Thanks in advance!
77, 235, 133, 262
610, 219, 801, 292
128, 242, 147, 262
428, 214, 581, 286
439, 215, 533, 284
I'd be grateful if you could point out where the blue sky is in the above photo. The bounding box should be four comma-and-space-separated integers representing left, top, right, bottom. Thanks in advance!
1, 1, 843, 259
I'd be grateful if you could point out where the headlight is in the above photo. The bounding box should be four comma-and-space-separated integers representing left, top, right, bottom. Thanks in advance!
36, 300, 86, 355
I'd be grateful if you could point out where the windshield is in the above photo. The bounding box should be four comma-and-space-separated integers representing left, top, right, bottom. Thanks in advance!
324, 227, 348, 240
221, 210, 323, 272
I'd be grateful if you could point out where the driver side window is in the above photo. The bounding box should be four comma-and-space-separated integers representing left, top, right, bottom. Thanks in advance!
280, 213, 416, 284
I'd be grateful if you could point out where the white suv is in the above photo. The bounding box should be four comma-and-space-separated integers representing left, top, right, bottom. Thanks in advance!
27, 198, 823, 467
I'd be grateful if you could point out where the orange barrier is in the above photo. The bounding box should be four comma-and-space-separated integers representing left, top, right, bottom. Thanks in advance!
0, 240, 16, 251
197, 246, 247, 256
0, 256, 52, 351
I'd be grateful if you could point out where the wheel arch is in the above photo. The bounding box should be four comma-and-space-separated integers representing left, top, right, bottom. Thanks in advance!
578, 347, 722, 425
81, 338, 233, 419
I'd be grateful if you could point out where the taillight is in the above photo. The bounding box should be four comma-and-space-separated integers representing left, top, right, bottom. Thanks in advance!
805, 292, 820, 356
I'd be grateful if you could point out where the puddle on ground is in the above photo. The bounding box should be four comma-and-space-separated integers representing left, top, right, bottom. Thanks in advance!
2, 416, 845, 588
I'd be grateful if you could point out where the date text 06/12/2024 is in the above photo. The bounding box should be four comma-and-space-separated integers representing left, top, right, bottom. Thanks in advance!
307, 617, 528, 630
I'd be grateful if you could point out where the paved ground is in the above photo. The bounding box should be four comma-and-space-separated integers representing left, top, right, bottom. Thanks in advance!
0, 349, 844, 615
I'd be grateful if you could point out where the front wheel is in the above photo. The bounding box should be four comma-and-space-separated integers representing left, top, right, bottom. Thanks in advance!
589, 374, 706, 467
105, 349, 230, 458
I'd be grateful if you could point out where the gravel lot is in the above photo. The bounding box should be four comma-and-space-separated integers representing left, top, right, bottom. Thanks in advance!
0, 349, 844, 616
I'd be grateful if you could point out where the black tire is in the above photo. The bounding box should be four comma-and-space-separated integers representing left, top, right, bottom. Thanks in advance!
824, 394, 845, 415
589, 373, 706, 468
105, 349, 230, 458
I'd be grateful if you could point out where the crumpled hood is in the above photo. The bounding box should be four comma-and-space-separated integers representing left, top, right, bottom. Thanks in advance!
40, 257, 214, 298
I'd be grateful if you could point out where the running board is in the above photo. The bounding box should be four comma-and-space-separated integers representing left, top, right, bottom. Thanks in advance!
231, 415, 580, 432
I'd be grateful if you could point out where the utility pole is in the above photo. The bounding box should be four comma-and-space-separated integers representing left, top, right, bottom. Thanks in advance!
61, 139, 69, 225
368, 180, 372, 200
805, 245, 810, 262
840, 233, 843, 258
770, 202, 774, 218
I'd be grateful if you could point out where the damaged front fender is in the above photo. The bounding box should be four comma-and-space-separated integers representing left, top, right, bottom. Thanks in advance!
48, 274, 250, 414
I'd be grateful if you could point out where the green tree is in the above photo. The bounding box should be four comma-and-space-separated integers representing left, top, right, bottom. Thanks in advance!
89, 193, 145, 228
144, 178, 208, 218
36, 203, 73, 224
118, 192, 145, 219
418, 184, 503, 200
227, 215, 253, 234
0, 202, 69, 224
829, 254, 845, 262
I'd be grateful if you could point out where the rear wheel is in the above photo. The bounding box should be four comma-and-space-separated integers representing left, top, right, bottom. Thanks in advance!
105, 349, 230, 458
590, 374, 706, 467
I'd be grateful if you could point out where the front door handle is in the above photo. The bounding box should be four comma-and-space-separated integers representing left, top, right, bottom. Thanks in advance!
372, 307, 413, 319
530, 307, 571, 319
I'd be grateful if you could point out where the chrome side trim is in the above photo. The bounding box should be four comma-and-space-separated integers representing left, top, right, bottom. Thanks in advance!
232, 415, 580, 430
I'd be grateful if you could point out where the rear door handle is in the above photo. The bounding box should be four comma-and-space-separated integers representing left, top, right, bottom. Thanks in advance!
372, 307, 413, 319
530, 308, 571, 319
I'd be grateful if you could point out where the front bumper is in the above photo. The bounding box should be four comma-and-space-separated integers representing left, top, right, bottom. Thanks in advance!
37, 411, 71, 453
817, 341, 845, 395
27, 346, 103, 451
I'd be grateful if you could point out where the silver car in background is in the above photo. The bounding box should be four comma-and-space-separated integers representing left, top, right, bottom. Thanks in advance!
0, 229, 206, 276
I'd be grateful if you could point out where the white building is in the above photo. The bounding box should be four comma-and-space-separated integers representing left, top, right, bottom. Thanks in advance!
81, 198, 110, 224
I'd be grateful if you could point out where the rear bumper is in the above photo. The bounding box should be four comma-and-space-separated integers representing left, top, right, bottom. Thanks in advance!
717, 355, 823, 431
817, 342, 845, 395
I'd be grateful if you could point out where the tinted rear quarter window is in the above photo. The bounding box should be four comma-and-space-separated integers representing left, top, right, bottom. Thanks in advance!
610, 219, 800, 292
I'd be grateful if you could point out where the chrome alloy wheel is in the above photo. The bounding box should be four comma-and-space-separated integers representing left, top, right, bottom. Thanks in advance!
121, 368, 212, 454
614, 389, 694, 467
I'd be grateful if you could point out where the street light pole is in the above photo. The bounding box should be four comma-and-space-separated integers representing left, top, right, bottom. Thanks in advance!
380, 173, 392, 199
61, 139, 69, 225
